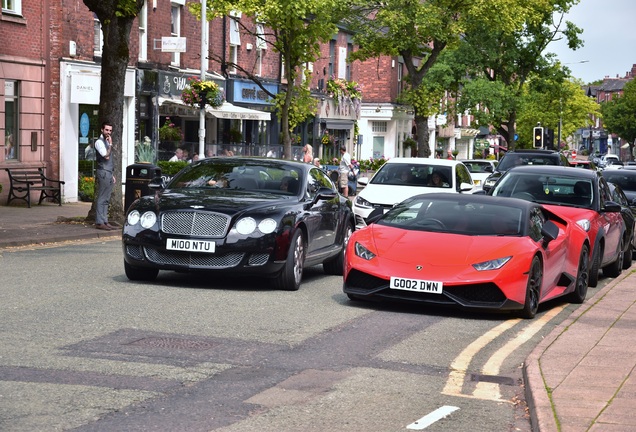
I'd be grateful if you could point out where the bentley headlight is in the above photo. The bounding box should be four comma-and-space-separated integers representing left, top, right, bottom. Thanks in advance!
236, 217, 257, 235
355, 196, 372, 208
576, 219, 591, 232
355, 242, 376, 260
258, 218, 277, 234
139, 211, 157, 229
127, 210, 140, 226
473, 256, 511, 271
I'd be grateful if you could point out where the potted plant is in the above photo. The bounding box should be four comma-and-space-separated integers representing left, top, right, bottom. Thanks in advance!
135, 136, 156, 163
181, 77, 224, 109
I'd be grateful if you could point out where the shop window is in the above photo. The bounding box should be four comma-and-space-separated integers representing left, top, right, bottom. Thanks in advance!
4, 80, 18, 160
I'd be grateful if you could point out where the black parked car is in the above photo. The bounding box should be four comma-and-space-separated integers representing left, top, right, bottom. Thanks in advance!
482, 149, 570, 193
607, 181, 636, 265
122, 157, 355, 291
601, 169, 636, 205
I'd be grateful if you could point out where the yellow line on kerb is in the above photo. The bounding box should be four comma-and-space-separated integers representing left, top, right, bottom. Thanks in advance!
442, 305, 564, 402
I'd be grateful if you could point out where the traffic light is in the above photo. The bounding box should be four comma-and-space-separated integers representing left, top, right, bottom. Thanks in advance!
533, 126, 544, 148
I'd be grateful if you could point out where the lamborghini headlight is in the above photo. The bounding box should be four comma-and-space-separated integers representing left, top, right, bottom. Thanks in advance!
576, 219, 591, 232
473, 256, 511, 271
355, 242, 376, 260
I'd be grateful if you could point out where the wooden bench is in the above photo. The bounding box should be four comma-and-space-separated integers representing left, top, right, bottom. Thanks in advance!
5, 167, 65, 208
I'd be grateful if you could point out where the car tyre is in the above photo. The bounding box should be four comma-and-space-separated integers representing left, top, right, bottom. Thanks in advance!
124, 261, 159, 281
603, 237, 624, 278
520, 256, 542, 319
567, 244, 589, 304
273, 229, 305, 291
323, 222, 353, 275
622, 240, 632, 269
588, 245, 601, 288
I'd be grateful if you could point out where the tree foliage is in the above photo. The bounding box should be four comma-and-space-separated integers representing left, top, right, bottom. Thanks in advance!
82, 0, 144, 223
345, 0, 546, 157
601, 79, 636, 156
190, 0, 346, 159
452, 0, 582, 149
516, 76, 600, 148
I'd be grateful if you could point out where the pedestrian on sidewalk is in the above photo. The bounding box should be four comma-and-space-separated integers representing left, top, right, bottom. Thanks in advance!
94, 121, 117, 231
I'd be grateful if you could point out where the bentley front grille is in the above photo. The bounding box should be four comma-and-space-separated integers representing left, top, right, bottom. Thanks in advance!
161, 211, 229, 237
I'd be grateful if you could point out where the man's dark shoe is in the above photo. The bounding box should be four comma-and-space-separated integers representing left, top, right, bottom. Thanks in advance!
95, 224, 113, 231
104, 223, 119, 230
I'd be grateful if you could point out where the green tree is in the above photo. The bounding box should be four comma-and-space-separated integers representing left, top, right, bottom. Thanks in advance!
601, 79, 636, 157
346, 0, 545, 157
452, 0, 582, 150
190, 0, 347, 160
82, 0, 144, 223
516, 76, 600, 149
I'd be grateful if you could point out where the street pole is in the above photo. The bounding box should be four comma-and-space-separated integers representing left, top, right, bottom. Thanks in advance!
198, 0, 207, 159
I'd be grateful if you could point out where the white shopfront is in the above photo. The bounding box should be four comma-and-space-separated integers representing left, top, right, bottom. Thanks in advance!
59, 60, 136, 202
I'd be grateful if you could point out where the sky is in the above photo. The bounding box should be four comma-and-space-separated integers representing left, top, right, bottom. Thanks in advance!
547, 0, 636, 83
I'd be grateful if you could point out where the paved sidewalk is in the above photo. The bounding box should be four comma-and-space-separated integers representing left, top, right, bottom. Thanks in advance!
0, 201, 119, 249
1, 201, 635, 431
524, 271, 636, 431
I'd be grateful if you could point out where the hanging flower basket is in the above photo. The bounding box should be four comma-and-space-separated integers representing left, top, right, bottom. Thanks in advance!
181, 77, 224, 109
321, 131, 336, 147
159, 117, 182, 142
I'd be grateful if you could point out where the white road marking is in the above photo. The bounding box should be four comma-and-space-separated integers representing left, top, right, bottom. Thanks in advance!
406, 405, 460, 430
473, 305, 564, 401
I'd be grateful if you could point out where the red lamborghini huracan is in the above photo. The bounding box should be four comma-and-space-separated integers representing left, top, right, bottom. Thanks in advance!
343, 193, 591, 318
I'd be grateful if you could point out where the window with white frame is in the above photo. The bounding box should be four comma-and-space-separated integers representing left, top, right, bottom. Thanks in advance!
372, 121, 388, 133
256, 24, 267, 50
4, 80, 19, 160
229, 18, 241, 73
397, 61, 403, 96
138, 1, 148, 61
93, 16, 103, 56
256, 49, 263, 77
171, 3, 182, 66
2, 0, 21, 15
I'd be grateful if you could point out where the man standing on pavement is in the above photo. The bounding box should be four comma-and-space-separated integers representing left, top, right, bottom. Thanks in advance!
94, 121, 116, 231
338, 145, 353, 198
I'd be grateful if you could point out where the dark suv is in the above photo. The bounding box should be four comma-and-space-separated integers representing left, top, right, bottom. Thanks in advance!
482, 149, 570, 193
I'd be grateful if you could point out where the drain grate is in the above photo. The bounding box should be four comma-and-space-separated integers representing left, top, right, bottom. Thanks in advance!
127, 337, 216, 351
470, 373, 516, 386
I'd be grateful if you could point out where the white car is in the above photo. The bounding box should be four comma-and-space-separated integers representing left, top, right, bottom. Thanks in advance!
352, 158, 475, 227
600, 154, 620, 168
461, 159, 498, 187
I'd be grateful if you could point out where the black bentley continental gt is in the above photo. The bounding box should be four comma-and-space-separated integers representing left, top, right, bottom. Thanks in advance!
122, 157, 355, 290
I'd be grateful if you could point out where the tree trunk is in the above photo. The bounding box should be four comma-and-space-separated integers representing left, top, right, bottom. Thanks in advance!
415, 115, 431, 158
83, 0, 142, 223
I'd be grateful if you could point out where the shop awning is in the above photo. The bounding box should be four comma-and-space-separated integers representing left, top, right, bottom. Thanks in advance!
324, 119, 354, 130
206, 102, 271, 121
158, 97, 270, 121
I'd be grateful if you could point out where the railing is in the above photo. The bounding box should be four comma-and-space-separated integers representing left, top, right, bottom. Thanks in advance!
159, 141, 308, 161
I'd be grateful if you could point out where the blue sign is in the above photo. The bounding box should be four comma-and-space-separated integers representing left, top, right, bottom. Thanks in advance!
80, 113, 90, 137
514, 133, 519, 141
232, 80, 278, 105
